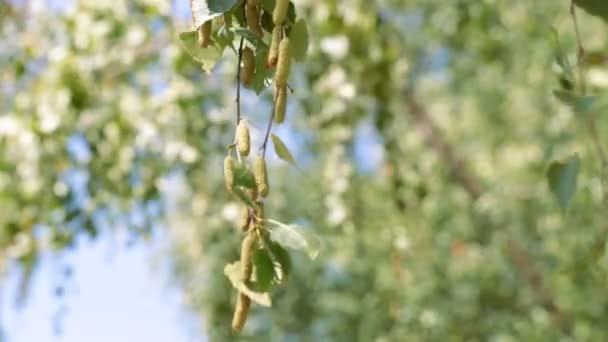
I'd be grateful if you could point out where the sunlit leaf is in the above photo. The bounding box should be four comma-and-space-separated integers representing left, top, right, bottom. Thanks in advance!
190, 0, 239, 28
271, 133, 296, 165
547, 154, 581, 210
267, 219, 321, 259
224, 261, 272, 307
178, 31, 222, 72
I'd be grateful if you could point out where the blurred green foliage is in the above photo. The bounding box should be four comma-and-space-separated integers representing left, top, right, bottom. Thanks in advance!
2, 0, 608, 340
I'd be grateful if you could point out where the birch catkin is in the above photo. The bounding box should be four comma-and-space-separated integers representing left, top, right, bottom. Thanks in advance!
236, 120, 250, 156
240, 234, 256, 281
254, 156, 269, 197
273, 0, 289, 25
266, 26, 281, 68
231, 293, 251, 333
242, 47, 255, 88
245, 4, 263, 38
274, 86, 287, 124
275, 37, 290, 87
197, 21, 212, 48
224, 156, 235, 191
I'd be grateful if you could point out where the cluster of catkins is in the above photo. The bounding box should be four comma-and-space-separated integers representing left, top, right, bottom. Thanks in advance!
197, 0, 292, 333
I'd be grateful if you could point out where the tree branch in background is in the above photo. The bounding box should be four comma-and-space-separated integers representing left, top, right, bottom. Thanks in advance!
404, 91, 570, 332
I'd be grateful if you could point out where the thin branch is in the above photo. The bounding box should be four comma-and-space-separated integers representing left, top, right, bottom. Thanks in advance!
404, 91, 570, 332
260, 93, 276, 158
405, 92, 482, 200
236, 37, 245, 125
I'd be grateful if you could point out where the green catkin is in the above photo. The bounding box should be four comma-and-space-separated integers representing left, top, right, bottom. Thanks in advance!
224, 156, 236, 191
231, 293, 251, 333
197, 20, 212, 48
245, 4, 263, 38
246, 0, 259, 5
242, 47, 255, 88
236, 120, 250, 156
240, 234, 256, 281
274, 86, 287, 124
254, 156, 269, 197
266, 26, 281, 68
275, 37, 290, 87
273, 0, 289, 25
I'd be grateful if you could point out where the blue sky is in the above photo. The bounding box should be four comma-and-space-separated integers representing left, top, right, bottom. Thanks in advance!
2, 235, 202, 342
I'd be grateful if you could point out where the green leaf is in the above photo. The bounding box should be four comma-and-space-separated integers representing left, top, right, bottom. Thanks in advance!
267, 219, 321, 259
232, 162, 256, 189
553, 89, 600, 114
265, 239, 291, 283
178, 31, 223, 72
289, 19, 308, 62
224, 261, 272, 306
574, 0, 608, 23
547, 154, 581, 210
271, 133, 296, 165
214, 25, 235, 52
253, 249, 275, 291
232, 187, 260, 211
190, 0, 239, 28
251, 47, 271, 94
232, 27, 268, 49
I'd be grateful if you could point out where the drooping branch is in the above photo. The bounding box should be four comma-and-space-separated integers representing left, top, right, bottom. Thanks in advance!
405, 92, 482, 200
404, 91, 570, 332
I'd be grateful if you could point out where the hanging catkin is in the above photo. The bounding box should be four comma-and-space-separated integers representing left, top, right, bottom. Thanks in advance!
231, 293, 251, 332
275, 37, 290, 87
242, 47, 255, 88
274, 86, 287, 124
224, 156, 236, 191
273, 0, 288, 25
246, 4, 263, 38
254, 156, 269, 197
240, 234, 256, 281
267, 26, 281, 68
236, 120, 251, 156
